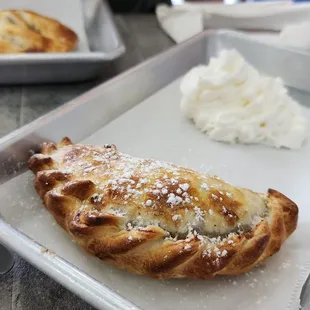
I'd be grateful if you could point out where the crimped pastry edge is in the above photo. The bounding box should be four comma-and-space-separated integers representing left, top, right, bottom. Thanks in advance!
28, 137, 299, 279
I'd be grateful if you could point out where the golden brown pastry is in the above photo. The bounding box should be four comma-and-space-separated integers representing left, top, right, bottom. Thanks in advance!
28, 137, 298, 279
0, 10, 77, 53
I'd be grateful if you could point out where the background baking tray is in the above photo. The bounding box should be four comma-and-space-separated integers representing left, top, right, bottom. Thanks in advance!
0, 30, 310, 310
0, 0, 125, 85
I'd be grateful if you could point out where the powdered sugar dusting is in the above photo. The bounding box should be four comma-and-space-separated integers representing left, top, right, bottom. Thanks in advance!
194, 206, 205, 222
221, 249, 228, 257
184, 244, 192, 250
172, 214, 182, 221
91, 193, 103, 203
145, 200, 153, 207
211, 194, 218, 200
59, 143, 267, 246
179, 183, 190, 191
161, 188, 168, 195
201, 183, 209, 190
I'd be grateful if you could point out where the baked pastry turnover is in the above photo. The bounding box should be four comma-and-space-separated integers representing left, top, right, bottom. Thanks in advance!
0, 10, 77, 53
29, 138, 298, 279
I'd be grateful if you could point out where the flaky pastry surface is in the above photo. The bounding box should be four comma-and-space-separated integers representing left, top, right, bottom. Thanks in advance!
28, 137, 298, 279
0, 10, 77, 53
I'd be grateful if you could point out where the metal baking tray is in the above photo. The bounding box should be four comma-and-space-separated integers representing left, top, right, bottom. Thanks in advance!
0, 30, 310, 310
0, 0, 125, 85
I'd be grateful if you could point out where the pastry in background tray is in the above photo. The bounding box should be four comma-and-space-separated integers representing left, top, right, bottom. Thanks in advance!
0, 10, 78, 53
28, 137, 298, 279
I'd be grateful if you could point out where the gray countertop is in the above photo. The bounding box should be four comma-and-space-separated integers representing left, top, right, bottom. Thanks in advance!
0, 14, 174, 310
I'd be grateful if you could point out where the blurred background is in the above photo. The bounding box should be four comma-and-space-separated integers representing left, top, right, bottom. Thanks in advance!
107, 0, 242, 13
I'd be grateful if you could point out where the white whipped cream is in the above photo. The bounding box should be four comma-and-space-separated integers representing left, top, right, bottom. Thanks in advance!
180, 49, 308, 149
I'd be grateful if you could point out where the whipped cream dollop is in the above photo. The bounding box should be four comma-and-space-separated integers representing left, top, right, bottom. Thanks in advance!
180, 49, 308, 149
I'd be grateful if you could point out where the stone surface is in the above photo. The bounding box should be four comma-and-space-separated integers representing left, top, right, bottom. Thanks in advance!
0, 257, 13, 310
0, 14, 174, 310
20, 82, 98, 126
0, 87, 22, 137
11, 257, 93, 310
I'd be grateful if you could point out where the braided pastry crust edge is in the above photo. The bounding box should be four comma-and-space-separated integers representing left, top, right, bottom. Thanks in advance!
28, 137, 298, 279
